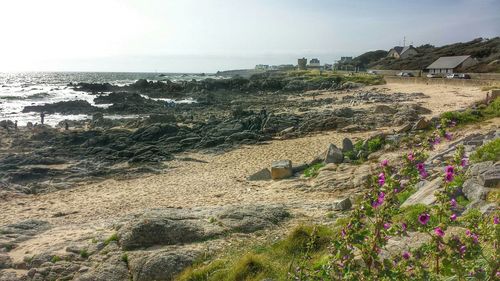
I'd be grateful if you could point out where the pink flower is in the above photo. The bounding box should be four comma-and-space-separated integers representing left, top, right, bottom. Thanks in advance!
378, 173, 385, 186
461, 158, 468, 167
419, 170, 428, 179
444, 132, 452, 141
341, 229, 346, 238
434, 227, 445, 237
459, 245, 466, 255
494, 216, 499, 225
465, 229, 471, 236
416, 163, 425, 171
372, 192, 385, 208
433, 136, 441, 145
445, 165, 454, 174
384, 223, 391, 230
381, 159, 388, 167
450, 198, 457, 207
471, 234, 479, 244
402, 251, 410, 260
401, 223, 407, 231
408, 152, 415, 161
418, 213, 430, 225
445, 172, 454, 182
450, 214, 457, 221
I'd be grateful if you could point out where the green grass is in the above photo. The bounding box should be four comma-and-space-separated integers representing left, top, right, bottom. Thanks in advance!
121, 253, 129, 264
177, 225, 333, 281
393, 204, 438, 231
396, 187, 416, 204
51, 255, 62, 263
104, 233, 119, 245
80, 249, 90, 259
440, 97, 500, 126
303, 163, 325, 178
470, 138, 500, 163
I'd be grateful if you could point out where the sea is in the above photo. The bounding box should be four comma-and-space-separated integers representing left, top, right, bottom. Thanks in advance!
0, 72, 215, 126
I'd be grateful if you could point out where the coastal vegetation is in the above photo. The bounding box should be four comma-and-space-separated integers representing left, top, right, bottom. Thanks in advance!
177, 102, 500, 280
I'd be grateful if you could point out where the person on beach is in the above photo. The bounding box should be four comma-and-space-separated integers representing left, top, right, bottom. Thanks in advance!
14, 120, 18, 131
65, 122, 69, 131
40, 112, 46, 125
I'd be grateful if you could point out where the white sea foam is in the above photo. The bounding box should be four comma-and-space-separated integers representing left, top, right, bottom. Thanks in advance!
0, 72, 211, 126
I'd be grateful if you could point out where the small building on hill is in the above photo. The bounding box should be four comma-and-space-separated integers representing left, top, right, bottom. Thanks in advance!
309, 58, 320, 68
297, 58, 307, 70
426, 55, 478, 74
387, 45, 418, 59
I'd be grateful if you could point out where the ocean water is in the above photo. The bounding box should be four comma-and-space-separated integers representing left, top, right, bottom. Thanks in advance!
0, 72, 211, 126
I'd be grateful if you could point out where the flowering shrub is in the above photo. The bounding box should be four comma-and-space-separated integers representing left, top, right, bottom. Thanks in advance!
292, 146, 499, 280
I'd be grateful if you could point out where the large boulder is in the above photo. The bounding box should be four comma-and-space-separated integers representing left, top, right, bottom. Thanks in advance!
216, 205, 290, 233
333, 198, 352, 211
118, 205, 290, 251
342, 138, 354, 153
463, 179, 489, 202
271, 160, 293, 180
118, 211, 209, 250
324, 144, 344, 164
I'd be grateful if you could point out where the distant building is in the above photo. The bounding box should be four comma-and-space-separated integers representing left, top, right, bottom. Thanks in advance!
297, 58, 307, 70
323, 63, 333, 70
255, 64, 269, 70
340, 56, 353, 62
426, 55, 478, 74
309, 58, 320, 68
278, 64, 295, 71
387, 45, 418, 59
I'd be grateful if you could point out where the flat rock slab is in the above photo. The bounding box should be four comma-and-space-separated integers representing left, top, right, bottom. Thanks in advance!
118, 205, 289, 250
401, 177, 443, 207
271, 160, 293, 180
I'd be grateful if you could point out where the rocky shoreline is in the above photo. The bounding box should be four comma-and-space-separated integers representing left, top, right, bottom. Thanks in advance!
1, 73, 427, 196
1, 73, 496, 280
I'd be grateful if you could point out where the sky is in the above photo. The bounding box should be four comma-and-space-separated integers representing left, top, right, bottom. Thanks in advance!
0, 0, 498, 73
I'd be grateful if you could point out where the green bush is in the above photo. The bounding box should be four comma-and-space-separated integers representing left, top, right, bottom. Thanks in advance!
303, 163, 325, 178
367, 137, 384, 153
440, 110, 480, 125
80, 249, 90, 259
470, 138, 500, 162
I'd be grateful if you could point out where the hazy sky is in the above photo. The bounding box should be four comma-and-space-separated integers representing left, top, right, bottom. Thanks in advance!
0, 0, 498, 72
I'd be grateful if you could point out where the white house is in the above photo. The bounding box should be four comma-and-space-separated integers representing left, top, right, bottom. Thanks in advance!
387, 45, 418, 59
426, 55, 478, 74
309, 58, 320, 68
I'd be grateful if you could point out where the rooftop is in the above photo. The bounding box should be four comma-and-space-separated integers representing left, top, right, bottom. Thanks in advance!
427, 55, 471, 69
